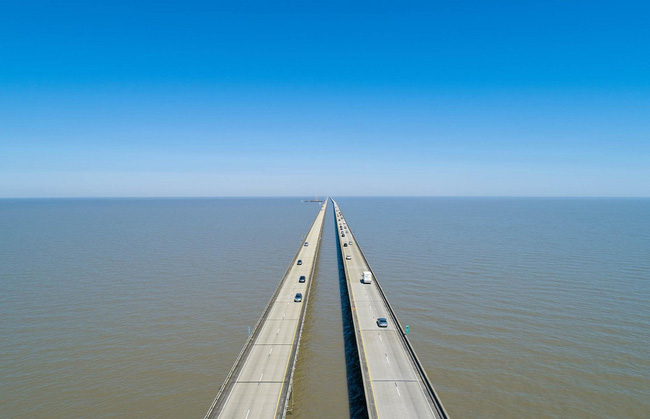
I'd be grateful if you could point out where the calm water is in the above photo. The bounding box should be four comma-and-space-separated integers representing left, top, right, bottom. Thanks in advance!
1, 198, 649, 418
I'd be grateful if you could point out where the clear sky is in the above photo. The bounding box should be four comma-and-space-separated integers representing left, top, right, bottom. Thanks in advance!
1, 1, 649, 197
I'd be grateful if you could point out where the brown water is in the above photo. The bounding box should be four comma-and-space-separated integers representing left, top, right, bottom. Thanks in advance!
1, 198, 649, 418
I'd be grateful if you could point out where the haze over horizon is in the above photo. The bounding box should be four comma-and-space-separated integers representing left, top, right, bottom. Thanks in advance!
2, 1, 649, 198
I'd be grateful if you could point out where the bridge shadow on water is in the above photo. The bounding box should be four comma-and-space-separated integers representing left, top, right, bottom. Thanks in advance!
333, 213, 369, 419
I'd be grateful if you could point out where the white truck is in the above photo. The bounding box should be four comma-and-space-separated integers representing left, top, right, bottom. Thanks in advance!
362, 271, 373, 284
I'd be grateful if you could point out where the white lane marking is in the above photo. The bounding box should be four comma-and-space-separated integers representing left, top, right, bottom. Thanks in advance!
269, 348, 273, 355
395, 382, 401, 397
379, 334, 382, 341
276, 329, 280, 335
385, 353, 390, 364
260, 373, 264, 381
246, 409, 250, 419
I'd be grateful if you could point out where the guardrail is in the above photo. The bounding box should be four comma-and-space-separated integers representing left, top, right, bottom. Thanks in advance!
332, 200, 449, 419
205, 201, 328, 419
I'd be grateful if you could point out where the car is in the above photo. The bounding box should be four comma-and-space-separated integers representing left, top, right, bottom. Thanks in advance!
299, 275, 306, 283
343, 243, 347, 247
376, 318, 388, 328
342, 234, 345, 237
345, 255, 351, 260
294, 293, 303, 302
349, 241, 353, 245
297, 260, 302, 265
304, 242, 309, 246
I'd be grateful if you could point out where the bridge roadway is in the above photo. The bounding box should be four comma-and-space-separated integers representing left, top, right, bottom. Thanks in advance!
332, 199, 449, 419
205, 200, 328, 419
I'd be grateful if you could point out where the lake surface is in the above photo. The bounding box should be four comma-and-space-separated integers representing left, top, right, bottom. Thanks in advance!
1, 197, 649, 418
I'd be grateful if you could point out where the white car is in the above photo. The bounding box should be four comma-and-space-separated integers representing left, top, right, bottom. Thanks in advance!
345, 255, 351, 260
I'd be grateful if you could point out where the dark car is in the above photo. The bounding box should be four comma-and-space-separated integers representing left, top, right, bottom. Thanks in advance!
299, 275, 306, 283
304, 242, 309, 246
377, 318, 388, 328
294, 293, 303, 302
343, 243, 347, 247
297, 260, 302, 265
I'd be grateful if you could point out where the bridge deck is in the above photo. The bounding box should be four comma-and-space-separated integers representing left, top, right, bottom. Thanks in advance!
205, 200, 328, 419
333, 199, 448, 419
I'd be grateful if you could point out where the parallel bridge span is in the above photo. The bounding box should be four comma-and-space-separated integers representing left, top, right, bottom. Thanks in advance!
204, 200, 328, 419
332, 199, 449, 419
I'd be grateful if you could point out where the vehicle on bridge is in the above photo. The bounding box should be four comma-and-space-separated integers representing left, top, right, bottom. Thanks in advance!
362, 271, 373, 284
294, 293, 303, 302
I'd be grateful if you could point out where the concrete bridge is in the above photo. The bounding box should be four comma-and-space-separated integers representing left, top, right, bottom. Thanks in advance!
205, 198, 448, 418
204, 200, 327, 419
333, 199, 448, 418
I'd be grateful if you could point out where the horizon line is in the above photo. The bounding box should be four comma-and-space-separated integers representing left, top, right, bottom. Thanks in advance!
1, 195, 648, 200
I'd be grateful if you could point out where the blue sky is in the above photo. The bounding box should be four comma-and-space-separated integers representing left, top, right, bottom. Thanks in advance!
1, 1, 649, 197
